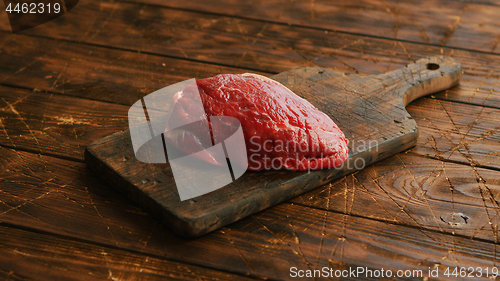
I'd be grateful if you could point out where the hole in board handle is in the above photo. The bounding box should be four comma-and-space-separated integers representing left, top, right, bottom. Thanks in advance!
426, 63, 440, 70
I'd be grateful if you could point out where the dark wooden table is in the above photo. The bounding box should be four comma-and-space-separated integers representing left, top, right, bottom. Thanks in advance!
1, 0, 500, 280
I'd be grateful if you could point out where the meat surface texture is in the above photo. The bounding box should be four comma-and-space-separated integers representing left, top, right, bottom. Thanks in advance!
166, 73, 349, 171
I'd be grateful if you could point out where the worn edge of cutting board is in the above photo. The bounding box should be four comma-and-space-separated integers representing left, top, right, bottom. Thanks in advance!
84, 56, 462, 237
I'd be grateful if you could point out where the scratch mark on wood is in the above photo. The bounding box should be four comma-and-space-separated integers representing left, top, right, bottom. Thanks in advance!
469, 69, 494, 104
355, 177, 395, 220
220, 230, 254, 271
418, 25, 431, 44
334, 57, 360, 74
140, 221, 156, 250
252, 217, 285, 250
284, 205, 313, 269
336, 39, 365, 52
399, 155, 445, 233
235, 23, 268, 69
348, 175, 356, 215
99, 249, 118, 281
0, 121, 37, 177
49, 62, 68, 93
327, 202, 348, 262
2, 98, 42, 154
0, 93, 33, 112
39, 93, 53, 131
440, 1, 469, 46
398, 42, 414, 61
491, 34, 500, 53
87, 3, 119, 41
84, 185, 119, 246
428, 97, 500, 242
366, 168, 439, 242
382, 0, 400, 41
0, 190, 53, 216
0, 118, 11, 142
315, 183, 332, 267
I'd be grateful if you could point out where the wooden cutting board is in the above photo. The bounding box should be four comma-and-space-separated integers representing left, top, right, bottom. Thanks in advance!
85, 56, 461, 237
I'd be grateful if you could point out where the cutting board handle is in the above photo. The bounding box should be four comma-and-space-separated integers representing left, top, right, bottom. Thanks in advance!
382, 56, 462, 106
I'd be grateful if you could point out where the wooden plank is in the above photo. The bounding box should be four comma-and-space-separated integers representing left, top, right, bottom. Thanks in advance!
0, 85, 128, 161
1, 1, 500, 109
0, 32, 264, 106
291, 153, 500, 242
0, 226, 255, 281
116, 0, 500, 54
1, 147, 500, 279
409, 98, 500, 170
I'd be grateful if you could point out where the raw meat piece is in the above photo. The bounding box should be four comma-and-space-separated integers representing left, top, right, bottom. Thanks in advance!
165, 73, 349, 171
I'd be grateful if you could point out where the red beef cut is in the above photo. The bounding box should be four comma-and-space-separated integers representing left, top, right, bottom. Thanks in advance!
165, 73, 349, 171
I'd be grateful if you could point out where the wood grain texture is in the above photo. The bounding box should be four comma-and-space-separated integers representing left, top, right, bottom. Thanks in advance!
0, 0, 499, 278
118, 0, 500, 54
85, 56, 461, 236
409, 98, 500, 171
291, 153, 500, 242
1, 147, 500, 279
1, 1, 500, 109
0, 86, 128, 160
3, 82, 499, 170
0, 226, 254, 281
0, 51, 497, 219
3, 85, 500, 242
0, 32, 265, 106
